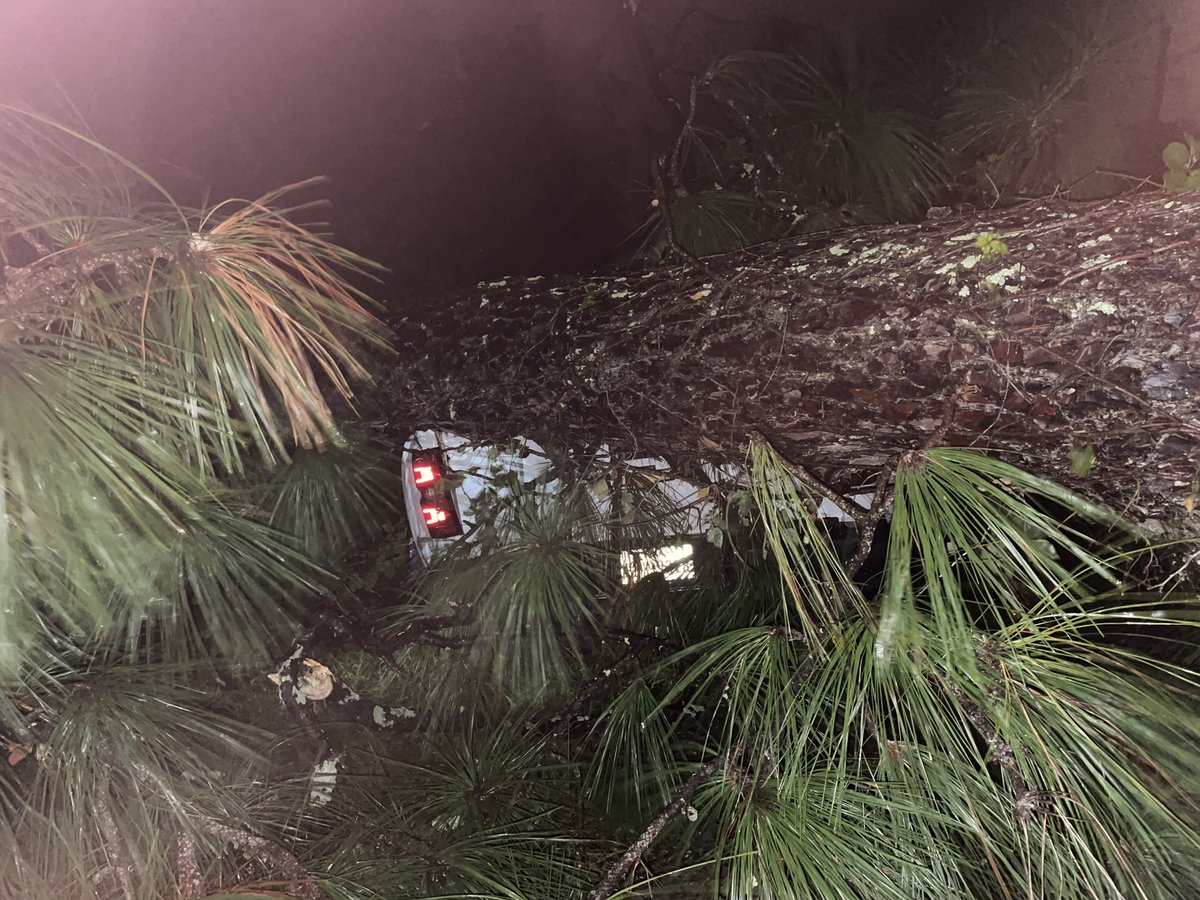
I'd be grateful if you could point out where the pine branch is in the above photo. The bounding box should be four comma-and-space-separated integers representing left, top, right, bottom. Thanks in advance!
950, 686, 1038, 820
751, 430, 867, 532
2, 245, 172, 312
171, 830, 205, 900
545, 628, 677, 746
93, 764, 136, 900
202, 820, 326, 900
275, 650, 331, 760
588, 752, 727, 900
272, 645, 425, 763
846, 457, 897, 578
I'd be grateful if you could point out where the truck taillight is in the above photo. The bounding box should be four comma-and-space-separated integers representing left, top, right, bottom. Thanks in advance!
411, 450, 463, 538
422, 506, 449, 526
420, 496, 461, 538
411, 452, 444, 487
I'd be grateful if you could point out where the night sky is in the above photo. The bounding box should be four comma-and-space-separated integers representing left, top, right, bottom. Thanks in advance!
0, 0, 1183, 305
0, 0, 944, 302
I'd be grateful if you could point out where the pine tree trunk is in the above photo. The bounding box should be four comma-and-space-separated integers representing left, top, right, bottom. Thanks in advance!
389, 192, 1200, 530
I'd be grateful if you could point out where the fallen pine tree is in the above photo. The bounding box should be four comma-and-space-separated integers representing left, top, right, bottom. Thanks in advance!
387, 190, 1200, 533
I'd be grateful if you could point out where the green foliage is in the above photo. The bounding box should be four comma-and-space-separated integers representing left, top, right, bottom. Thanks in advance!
748, 439, 864, 643
875, 448, 1126, 672
384, 458, 697, 711
637, 48, 946, 260
695, 758, 951, 899
940, 2, 1130, 201
14, 411, 1185, 899
356, 440, 1200, 899
634, 1, 1145, 262
0, 109, 389, 675
1163, 136, 1200, 192
581, 447, 1200, 898
312, 713, 596, 899
973, 232, 1009, 257
422, 488, 609, 702
252, 440, 404, 566
0, 662, 295, 900
707, 51, 945, 219
652, 188, 765, 260
0, 112, 403, 899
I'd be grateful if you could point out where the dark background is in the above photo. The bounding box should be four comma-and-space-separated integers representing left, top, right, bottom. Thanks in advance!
0, 0, 1190, 300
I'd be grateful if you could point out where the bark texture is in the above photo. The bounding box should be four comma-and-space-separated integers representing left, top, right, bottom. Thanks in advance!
387, 192, 1200, 529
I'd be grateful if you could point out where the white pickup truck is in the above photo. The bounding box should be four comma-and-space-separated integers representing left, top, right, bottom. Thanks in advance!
401, 430, 713, 585
401, 430, 867, 586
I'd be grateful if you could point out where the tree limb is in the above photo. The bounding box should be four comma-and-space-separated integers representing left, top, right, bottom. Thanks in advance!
202, 820, 326, 900
845, 457, 896, 579
172, 830, 205, 900
275, 649, 331, 760
752, 430, 866, 531
588, 752, 727, 900
272, 645, 426, 759
949, 686, 1042, 821
2, 245, 172, 312
93, 764, 136, 900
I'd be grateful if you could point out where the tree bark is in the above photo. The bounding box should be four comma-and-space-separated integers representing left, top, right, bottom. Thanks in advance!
388, 191, 1200, 530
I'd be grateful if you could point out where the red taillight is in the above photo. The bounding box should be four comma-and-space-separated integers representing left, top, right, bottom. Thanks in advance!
420, 497, 461, 538
422, 506, 449, 526
411, 452, 443, 487
411, 450, 463, 538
